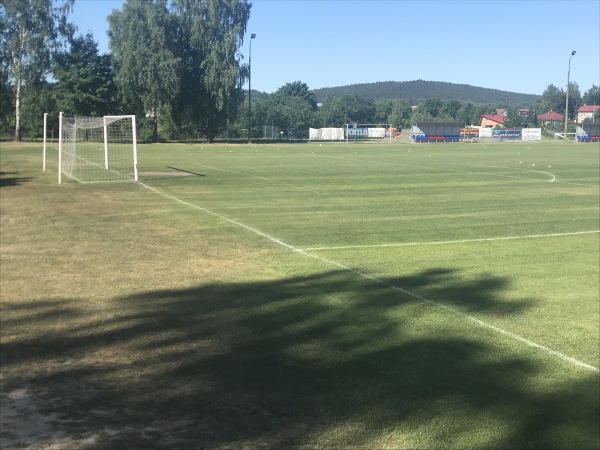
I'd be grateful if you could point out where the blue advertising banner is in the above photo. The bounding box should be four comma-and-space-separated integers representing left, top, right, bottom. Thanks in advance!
576, 134, 600, 142
412, 134, 460, 142
492, 129, 522, 140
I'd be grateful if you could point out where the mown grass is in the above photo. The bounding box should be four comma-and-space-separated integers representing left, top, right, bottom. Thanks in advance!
1, 139, 598, 449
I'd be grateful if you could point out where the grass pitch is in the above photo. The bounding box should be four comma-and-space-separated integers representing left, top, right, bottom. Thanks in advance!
1, 139, 599, 449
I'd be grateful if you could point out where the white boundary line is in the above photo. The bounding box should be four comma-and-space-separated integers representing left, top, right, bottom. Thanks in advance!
297, 251, 600, 374
141, 183, 295, 250
300, 230, 600, 252
140, 182, 599, 374
445, 162, 557, 183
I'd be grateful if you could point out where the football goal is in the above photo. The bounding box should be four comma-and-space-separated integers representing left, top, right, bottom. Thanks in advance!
58, 113, 138, 183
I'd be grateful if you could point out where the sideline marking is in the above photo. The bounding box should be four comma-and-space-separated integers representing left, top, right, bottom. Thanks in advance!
194, 163, 321, 194
296, 250, 600, 375
460, 163, 556, 183
300, 230, 600, 252
141, 182, 295, 250
140, 182, 600, 374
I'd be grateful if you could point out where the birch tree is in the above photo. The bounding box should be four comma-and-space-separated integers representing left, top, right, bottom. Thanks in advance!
0, 0, 73, 141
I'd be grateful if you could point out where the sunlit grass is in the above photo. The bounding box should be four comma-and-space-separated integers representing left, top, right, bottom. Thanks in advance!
1, 140, 598, 449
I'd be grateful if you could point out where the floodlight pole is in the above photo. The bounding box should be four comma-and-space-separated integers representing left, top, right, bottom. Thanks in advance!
564, 50, 576, 139
248, 33, 256, 144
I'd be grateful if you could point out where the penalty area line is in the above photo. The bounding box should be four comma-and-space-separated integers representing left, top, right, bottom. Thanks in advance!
140, 182, 599, 374
300, 230, 600, 252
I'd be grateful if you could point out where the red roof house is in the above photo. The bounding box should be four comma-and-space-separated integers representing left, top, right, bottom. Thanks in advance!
480, 114, 505, 128
577, 105, 600, 123
537, 110, 564, 124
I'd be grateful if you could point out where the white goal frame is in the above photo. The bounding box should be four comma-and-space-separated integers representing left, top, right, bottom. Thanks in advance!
58, 113, 138, 184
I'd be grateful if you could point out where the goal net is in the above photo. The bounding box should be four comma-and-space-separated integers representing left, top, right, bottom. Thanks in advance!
58, 114, 138, 183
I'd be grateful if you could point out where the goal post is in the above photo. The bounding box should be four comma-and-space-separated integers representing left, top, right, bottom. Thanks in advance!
58, 114, 138, 183
43, 113, 47, 171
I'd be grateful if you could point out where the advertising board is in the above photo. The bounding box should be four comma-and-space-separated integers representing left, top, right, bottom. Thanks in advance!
492, 129, 522, 140
521, 128, 541, 141
346, 128, 369, 139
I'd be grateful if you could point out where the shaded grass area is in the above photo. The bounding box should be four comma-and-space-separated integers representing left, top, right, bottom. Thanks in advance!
320, 234, 600, 367
1, 141, 599, 449
2, 272, 599, 449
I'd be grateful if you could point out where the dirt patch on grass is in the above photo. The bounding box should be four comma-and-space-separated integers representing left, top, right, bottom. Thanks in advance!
0, 385, 98, 449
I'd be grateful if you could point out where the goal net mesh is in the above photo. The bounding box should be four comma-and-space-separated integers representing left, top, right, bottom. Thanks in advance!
60, 115, 137, 183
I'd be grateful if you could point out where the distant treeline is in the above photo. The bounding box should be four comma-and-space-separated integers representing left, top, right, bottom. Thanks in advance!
310, 80, 540, 106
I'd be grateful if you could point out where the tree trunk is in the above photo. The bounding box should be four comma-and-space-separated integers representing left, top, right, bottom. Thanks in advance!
152, 115, 158, 143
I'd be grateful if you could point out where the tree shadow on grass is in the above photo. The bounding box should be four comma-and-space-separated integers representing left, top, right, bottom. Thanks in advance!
0, 171, 33, 187
1, 269, 598, 449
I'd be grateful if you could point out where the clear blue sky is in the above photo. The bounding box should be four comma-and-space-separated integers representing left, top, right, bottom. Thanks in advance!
72, 0, 600, 96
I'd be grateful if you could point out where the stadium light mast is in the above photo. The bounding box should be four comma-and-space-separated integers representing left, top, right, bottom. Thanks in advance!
248, 33, 256, 144
564, 50, 576, 139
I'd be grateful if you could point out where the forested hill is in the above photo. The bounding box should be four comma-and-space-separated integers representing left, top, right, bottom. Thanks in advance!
310, 80, 540, 106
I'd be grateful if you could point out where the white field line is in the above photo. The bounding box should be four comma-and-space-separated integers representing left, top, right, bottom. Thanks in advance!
140, 182, 295, 250
300, 230, 600, 252
563, 181, 600, 187
298, 251, 600, 374
445, 162, 556, 183
194, 163, 321, 194
140, 182, 599, 374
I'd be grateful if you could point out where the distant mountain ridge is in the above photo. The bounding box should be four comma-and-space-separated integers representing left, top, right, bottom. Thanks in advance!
310, 80, 539, 106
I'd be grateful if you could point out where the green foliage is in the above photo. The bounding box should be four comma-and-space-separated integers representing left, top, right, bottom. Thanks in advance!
0, 69, 15, 135
6, 0, 597, 142
443, 99, 463, 119
504, 106, 525, 129
373, 99, 394, 124
525, 106, 539, 128
108, 0, 180, 142
566, 82, 582, 120
455, 102, 476, 126
0, 0, 74, 140
537, 84, 564, 115
423, 98, 444, 117
273, 81, 318, 110
254, 82, 318, 138
389, 100, 412, 128
582, 85, 600, 106
324, 93, 376, 125
108, 0, 250, 142
52, 33, 118, 117
311, 80, 540, 106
